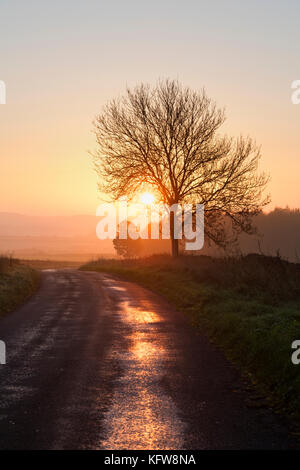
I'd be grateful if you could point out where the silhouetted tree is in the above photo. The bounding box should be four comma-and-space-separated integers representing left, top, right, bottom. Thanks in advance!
93, 79, 269, 257
113, 221, 143, 258
113, 237, 143, 258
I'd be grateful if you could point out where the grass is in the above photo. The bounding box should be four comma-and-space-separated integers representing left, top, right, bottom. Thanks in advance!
0, 256, 40, 317
81, 254, 300, 422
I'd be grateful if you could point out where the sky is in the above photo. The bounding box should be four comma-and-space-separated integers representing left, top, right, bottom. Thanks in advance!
0, 0, 300, 216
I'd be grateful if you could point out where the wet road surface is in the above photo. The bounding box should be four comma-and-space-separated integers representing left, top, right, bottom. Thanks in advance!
0, 270, 295, 449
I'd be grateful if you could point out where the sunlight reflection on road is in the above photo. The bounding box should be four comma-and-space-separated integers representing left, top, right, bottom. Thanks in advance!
100, 279, 185, 450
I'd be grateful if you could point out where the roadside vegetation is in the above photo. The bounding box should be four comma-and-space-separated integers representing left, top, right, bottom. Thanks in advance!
81, 254, 300, 422
0, 255, 40, 317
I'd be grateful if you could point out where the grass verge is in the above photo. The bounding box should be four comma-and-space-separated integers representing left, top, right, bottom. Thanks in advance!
0, 259, 40, 317
81, 255, 300, 423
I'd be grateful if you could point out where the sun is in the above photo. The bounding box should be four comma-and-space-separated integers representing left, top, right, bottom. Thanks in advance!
140, 192, 155, 204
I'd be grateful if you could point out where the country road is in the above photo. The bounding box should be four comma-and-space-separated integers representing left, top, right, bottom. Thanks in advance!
0, 269, 295, 449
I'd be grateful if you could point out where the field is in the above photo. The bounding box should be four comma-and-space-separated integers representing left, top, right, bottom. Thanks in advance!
81, 254, 300, 423
23, 259, 82, 270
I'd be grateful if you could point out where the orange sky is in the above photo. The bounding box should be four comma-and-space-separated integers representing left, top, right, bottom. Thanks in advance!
1, 1, 300, 216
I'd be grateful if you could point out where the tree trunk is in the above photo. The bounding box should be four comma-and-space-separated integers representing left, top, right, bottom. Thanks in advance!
171, 237, 179, 257
170, 210, 179, 257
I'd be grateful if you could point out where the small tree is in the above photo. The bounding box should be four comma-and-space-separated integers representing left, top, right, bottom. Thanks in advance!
113, 221, 143, 258
113, 237, 143, 258
93, 79, 269, 257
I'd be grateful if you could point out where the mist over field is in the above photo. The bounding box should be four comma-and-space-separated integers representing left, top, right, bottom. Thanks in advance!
0, 213, 114, 261
1, 207, 299, 262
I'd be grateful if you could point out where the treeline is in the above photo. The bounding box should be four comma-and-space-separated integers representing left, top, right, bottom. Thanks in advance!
236, 207, 300, 262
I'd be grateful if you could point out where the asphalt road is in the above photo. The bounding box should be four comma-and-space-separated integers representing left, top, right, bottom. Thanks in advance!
0, 269, 295, 449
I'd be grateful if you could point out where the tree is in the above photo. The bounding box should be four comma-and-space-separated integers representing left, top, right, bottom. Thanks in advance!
113, 221, 143, 258
113, 237, 143, 258
93, 79, 269, 257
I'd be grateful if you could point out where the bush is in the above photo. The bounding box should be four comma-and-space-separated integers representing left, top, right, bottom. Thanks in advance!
0, 254, 18, 274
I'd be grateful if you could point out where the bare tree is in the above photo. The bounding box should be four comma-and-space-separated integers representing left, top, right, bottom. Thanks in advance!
93, 79, 269, 257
